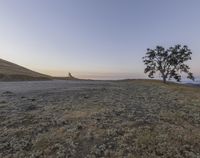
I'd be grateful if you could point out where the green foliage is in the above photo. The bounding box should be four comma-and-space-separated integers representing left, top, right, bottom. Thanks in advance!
143, 44, 195, 83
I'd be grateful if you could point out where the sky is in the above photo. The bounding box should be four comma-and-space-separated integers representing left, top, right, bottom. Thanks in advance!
0, 0, 200, 79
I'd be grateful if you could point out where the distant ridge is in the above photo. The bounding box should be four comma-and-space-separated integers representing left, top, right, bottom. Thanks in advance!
0, 58, 51, 81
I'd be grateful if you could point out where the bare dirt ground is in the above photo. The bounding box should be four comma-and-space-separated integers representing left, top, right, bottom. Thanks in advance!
0, 80, 199, 158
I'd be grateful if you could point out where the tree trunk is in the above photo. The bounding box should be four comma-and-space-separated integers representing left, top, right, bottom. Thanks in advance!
163, 76, 167, 83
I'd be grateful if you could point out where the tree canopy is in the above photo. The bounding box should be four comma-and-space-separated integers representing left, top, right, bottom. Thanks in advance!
143, 44, 194, 83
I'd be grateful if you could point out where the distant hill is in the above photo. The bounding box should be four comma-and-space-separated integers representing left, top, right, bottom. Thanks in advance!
0, 58, 51, 81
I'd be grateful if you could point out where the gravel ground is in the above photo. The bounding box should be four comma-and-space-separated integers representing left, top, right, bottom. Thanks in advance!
0, 80, 200, 158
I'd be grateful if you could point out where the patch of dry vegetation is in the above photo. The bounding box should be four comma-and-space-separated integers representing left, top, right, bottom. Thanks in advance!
0, 58, 51, 81
0, 80, 199, 157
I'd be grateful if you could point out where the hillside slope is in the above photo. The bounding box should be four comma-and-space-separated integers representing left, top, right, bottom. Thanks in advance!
0, 58, 51, 81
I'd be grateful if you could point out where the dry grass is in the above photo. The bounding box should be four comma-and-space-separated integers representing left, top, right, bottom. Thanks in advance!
0, 80, 199, 158
0, 58, 51, 81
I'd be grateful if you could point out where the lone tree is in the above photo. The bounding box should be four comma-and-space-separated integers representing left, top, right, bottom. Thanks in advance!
143, 44, 194, 83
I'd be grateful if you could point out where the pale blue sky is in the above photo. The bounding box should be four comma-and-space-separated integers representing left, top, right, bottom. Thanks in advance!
0, 0, 200, 79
